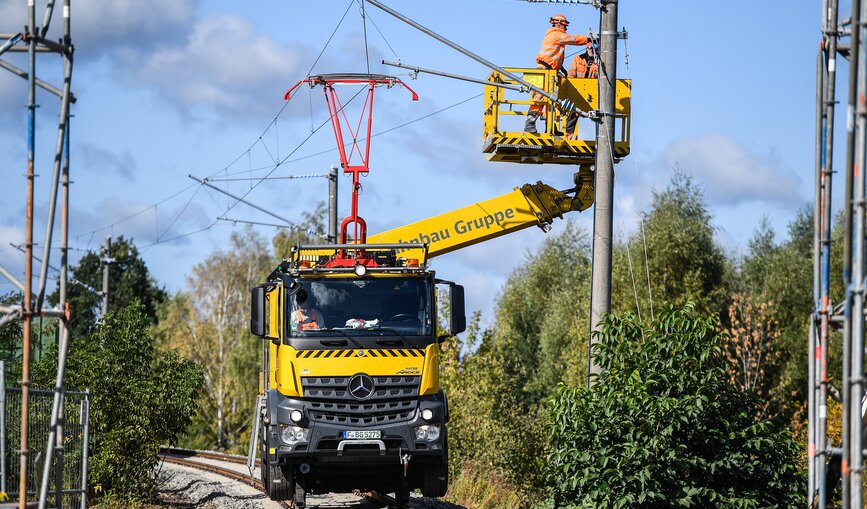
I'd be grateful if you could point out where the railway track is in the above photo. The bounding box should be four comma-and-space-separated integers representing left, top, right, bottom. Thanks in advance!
159, 447, 410, 508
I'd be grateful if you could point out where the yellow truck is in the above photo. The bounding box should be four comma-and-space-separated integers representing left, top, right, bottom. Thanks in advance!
249, 174, 593, 507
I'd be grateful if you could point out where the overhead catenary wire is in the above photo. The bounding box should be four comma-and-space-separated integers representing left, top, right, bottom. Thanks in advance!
307, 0, 355, 75
354, 0, 399, 59
205, 174, 328, 182
592, 42, 643, 325
156, 185, 202, 244
135, 86, 368, 249
218, 217, 328, 239
585, 27, 653, 324
360, 0, 371, 73
620, 34, 654, 320
74, 49, 478, 252
215, 86, 367, 222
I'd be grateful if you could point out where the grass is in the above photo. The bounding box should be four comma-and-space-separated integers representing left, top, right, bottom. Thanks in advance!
444, 460, 529, 509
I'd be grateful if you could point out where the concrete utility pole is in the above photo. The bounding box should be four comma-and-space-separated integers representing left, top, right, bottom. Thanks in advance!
101, 235, 111, 315
588, 0, 619, 378
328, 166, 339, 244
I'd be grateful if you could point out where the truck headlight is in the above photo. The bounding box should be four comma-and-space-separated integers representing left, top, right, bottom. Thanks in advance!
280, 425, 310, 444
290, 410, 303, 423
414, 424, 440, 442
421, 408, 434, 421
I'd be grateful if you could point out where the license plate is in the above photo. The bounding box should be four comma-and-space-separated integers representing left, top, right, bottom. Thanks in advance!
342, 430, 381, 440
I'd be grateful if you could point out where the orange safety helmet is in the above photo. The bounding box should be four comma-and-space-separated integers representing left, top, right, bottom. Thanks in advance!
550, 14, 569, 27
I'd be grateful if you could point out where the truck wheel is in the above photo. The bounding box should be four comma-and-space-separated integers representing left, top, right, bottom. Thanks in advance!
422, 461, 448, 498
266, 464, 294, 501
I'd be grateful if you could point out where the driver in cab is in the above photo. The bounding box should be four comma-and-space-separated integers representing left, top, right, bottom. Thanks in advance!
290, 289, 322, 331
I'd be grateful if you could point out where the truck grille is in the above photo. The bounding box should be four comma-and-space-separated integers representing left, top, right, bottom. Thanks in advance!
301, 376, 420, 427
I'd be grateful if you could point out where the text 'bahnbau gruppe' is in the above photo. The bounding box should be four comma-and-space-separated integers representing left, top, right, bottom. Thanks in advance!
395, 208, 518, 247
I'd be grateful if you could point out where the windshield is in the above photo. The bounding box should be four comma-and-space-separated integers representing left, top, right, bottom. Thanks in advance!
287, 276, 432, 338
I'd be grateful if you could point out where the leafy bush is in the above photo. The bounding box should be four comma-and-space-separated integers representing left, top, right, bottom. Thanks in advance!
543, 304, 805, 508
32, 301, 204, 502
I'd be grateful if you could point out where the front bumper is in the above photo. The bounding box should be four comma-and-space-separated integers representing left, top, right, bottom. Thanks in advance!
264, 390, 447, 464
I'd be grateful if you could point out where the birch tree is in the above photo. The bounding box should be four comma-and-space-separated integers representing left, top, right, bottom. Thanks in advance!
156, 227, 270, 451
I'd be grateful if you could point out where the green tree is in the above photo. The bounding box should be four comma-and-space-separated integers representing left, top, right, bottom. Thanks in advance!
154, 228, 271, 451
440, 221, 592, 501
612, 171, 729, 321
272, 201, 328, 261
735, 208, 817, 425
0, 292, 23, 368
543, 304, 805, 508
49, 236, 166, 339
31, 301, 203, 502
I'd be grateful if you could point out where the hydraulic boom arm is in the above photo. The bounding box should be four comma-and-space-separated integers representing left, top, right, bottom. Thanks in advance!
367, 168, 594, 260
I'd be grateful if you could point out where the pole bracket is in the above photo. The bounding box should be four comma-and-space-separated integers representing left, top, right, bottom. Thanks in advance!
590, 28, 628, 40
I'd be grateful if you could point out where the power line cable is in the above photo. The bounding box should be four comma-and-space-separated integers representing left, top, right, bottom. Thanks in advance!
283, 92, 482, 164
140, 221, 218, 251
360, 0, 371, 73
72, 182, 198, 243
355, 0, 399, 59
71, 99, 293, 242
216, 86, 366, 222
308, 0, 355, 75
78, 87, 476, 252
207, 174, 327, 182
621, 35, 654, 320
156, 185, 202, 243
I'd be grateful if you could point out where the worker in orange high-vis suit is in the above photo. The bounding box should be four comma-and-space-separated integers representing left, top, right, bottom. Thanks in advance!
525, 14, 592, 134
290, 289, 323, 331
565, 43, 598, 139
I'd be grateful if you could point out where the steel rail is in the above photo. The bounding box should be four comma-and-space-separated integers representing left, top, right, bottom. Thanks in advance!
161, 448, 420, 508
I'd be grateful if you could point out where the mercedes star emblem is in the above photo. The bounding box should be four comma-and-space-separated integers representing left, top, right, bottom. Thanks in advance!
348, 374, 375, 400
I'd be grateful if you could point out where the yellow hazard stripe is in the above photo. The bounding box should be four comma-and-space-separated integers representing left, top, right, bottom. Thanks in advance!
295, 349, 425, 358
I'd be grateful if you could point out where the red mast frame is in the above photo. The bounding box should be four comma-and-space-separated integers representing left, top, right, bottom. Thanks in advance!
285, 74, 418, 256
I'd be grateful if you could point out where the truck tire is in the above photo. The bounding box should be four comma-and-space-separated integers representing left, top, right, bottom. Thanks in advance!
422, 461, 448, 498
266, 464, 294, 501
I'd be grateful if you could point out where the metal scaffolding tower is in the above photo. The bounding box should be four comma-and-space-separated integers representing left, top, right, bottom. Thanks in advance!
0, 1, 77, 508
809, 0, 867, 507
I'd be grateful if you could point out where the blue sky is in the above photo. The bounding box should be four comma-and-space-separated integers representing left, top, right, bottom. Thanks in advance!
0, 0, 824, 326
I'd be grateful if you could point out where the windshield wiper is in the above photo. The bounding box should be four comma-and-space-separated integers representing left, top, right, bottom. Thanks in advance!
374, 328, 415, 349
313, 328, 365, 349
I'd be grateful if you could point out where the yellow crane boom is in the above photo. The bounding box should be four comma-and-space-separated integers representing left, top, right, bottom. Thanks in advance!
367, 167, 594, 261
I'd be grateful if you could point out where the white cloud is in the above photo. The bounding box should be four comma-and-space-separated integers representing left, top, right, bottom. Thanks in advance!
76, 142, 137, 179
0, 0, 196, 57
114, 14, 307, 122
0, 60, 27, 123
662, 134, 803, 207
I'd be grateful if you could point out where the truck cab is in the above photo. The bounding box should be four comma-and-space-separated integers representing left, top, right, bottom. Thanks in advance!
250, 243, 465, 507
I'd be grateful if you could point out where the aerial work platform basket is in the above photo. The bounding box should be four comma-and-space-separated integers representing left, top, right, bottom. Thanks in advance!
482, 68, 632, 165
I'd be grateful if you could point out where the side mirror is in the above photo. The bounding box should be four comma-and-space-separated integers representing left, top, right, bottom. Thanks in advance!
250, 286, 265, 337
449, 284, 466, 335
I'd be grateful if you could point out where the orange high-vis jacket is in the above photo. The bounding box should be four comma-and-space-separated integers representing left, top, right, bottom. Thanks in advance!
535, 27, 591, 70
568, 54, 598, 78
295, 309, 319, 330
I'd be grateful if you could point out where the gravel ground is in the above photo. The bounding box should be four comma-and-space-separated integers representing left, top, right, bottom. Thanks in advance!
155, 463, 466, 509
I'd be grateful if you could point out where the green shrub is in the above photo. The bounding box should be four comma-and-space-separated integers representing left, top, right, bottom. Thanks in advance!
542, 304, 805, 508
32, 301, 204, 502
